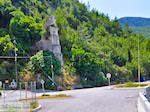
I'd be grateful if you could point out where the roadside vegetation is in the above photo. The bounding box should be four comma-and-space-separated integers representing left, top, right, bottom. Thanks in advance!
0, 0, 150, 89
115, 82, 150, 88
30, 101, 39, 109
0, 87, 2, 96
20, 94, 70, 101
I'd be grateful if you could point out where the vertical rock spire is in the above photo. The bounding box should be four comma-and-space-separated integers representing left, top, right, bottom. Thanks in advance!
45, 15, 64, 66
36, 15, 64, 67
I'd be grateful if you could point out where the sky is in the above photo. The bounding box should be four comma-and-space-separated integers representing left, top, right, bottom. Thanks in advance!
79, 0, 150, 19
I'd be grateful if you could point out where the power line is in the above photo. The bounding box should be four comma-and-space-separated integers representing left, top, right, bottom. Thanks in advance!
0, 56, 30, 59
0, 56, 53, 59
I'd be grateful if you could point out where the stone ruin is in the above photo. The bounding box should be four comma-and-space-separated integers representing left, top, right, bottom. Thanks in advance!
36, 15, 64, 66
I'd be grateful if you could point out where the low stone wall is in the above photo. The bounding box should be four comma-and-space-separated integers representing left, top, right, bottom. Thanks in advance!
138, 91, 150, 112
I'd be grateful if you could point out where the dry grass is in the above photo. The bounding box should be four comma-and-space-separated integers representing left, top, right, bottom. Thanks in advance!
30, 101, 39, 109
115, 82, 150, 88
19, 94, 71, 101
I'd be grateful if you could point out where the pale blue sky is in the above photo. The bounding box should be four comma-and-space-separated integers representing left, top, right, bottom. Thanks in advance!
79, 0, 150, 19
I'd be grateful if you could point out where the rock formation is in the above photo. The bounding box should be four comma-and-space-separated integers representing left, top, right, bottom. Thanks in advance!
36, 15, 64, 66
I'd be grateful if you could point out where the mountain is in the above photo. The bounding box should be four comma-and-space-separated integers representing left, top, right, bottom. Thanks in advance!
119, 17, 150, 37
119, 17, 150, 27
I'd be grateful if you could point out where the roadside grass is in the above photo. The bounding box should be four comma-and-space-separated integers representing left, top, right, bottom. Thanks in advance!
19, 94, 71, 101
30, 101, 39, 109
0, 87, 2, 96
115, 82, 150, 88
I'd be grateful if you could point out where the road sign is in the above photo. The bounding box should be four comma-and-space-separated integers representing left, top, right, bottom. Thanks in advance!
5, 80, 9, 84
9, 80, 17, 89
106, 73, 111, 79
40, 80, 45, 84
106, 73, 111, 86
41, 80, 45, 93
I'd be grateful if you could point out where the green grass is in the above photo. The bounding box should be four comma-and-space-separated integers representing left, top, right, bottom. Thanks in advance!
115, 82, 149, 88
30, 101, 39, 109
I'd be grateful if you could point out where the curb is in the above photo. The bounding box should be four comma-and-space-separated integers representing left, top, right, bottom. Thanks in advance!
112, 85, 147, 90
31, 104, 42, 112
138, 92, 150, 112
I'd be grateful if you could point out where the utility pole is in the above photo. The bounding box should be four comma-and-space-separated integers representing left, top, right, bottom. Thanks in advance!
19, 82, 22, 99
106, 73, 111, 86
13, 38, 18, 85
51, 64, 54, 82
51, 56, 54, 85
138, 36, 141, 83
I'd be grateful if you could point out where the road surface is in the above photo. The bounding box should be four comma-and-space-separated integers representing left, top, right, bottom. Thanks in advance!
38, 87, 143, 112
0, 87, 144, 112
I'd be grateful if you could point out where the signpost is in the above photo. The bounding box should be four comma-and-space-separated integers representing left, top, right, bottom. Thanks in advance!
9, 79, 17, 89
41, 79, 45, 94
33, 81, 36, 101
19, 82, 22, 99
3, 84, 5, 104
25, 82, 28, 101
30, 81, 34, 101
106, 73, 111, 86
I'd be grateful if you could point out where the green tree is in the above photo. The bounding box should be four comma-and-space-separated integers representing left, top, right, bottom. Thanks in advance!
71, 46, 103, 81
10, 10, 43, 44
0, 35, 14, 55
30, 50, 61, 76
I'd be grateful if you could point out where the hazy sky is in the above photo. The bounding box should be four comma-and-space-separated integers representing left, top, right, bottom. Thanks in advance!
79, 0, 150, 19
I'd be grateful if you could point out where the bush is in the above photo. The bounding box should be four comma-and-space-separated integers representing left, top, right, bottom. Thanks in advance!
80, 72, 107, 87
30, 101, 39, 109
116, 82, 149, 88
42, 94, 50, 96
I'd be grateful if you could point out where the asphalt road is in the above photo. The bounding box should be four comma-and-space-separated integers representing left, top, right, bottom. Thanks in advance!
38, 87, 144, 112
0, 87, 144, 112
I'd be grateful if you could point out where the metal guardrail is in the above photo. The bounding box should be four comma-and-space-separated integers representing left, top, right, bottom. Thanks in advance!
0, 102, 30, 112
138, 92, 150, 112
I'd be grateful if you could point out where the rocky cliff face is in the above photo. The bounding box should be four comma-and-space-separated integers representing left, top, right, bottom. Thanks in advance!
36, 15, 64, 66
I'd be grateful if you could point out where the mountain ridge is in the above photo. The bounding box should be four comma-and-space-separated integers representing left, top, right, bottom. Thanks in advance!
119, 17, 150, 27
119, 17, 150, 37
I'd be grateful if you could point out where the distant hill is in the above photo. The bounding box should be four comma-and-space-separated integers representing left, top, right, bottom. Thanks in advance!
119, 17, 150, 27
131, 26, 150, 37
119, 17, 150, 37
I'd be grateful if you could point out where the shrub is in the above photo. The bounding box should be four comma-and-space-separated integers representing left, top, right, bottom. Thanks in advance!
42, 94, 50, 96
30, 101, 39, 109
116, 82, 149, 88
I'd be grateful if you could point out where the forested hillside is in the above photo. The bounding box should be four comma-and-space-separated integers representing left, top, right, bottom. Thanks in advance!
119, 17, 150, 37
119, 17, 150, 27
0, 0, 150, 89
131, 26, 150, 37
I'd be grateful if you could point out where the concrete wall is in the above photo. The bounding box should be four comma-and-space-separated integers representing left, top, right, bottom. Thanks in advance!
138, 92, 150, 112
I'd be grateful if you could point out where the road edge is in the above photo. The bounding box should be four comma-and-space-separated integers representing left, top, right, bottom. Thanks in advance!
137, 92, 150, 112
